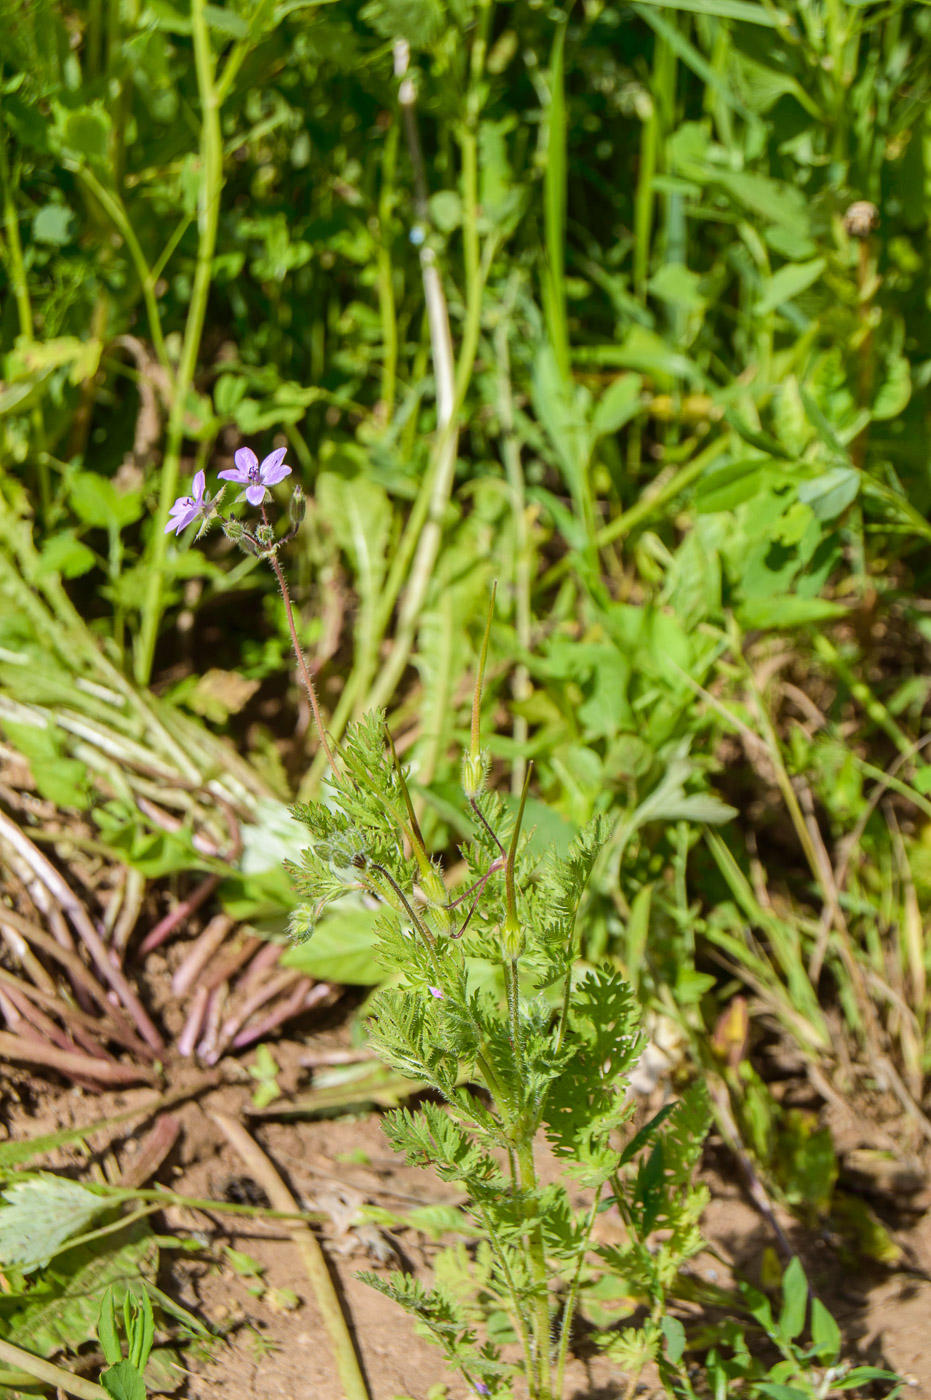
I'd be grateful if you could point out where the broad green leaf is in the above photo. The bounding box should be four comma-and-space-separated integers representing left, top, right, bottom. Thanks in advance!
316, 472, 391, 613
428, 190, 461, 232
101, 1359, 146, 1400
0, 1219, 158, 1355
776, 1256, 807, 1341
282, 903, 382, 985
797, 467, 859, 521
648, 263, 705, 311
713, 170, 809, 238
69, 474, 143, 530
872, 354, 911, 420
53, 103, 111, 164
0, 1177, 107, 1273
661, 1313, 686, 1363
737, 595, 846, 629
696, 459, 770, 514
203, 3, 248, 35
360, 0, 445, 46
32, 204, 74, 246
592, 374, 643, 436
35, 531, 97, 580
755, 257, 826, 315
809, 1297, 841, 1362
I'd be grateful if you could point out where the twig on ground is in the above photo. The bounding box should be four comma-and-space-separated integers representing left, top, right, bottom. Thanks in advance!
211, 1110, 372, 1400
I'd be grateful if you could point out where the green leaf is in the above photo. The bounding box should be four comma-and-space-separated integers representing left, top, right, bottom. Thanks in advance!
833, 1368, 901, 1388
661, 1313, 686, 1363
35, 531, 97, 580
753, 1387, 809, 1400
797, 467, 859, 521
428, 191, 461, 232
282, 903, 382, 985
32, 204, 74, 246
872, 354, 911, 421
648, 263, 705, 311
628, 0, 787, 22
360, 0, 445, 46
315, 472, 391, 614
755, 258, 826, 315
97, 1288, 122, 1366
712, 170, 809, 239
54, 103, 111, 164
69, 474, 144, 530
0, 1176, 107, 1273
101, 1359, 146, 1400
776, 1256, 808, 1342
0, 1219, 158, 1355
203, 3, 249, 35
592, 375, 643, 437
696, 459, 770, 513
737, 595, 846, 629
809, 1297, 841, 1362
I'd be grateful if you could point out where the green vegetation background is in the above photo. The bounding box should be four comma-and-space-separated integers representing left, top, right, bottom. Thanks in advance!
1, 0, 931, 1383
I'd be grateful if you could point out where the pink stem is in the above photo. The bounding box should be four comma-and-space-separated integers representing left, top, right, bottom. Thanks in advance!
213, 968, 302, 1059
0, 1029, 157, 1086
231, 980, 332, 1051
196, 983, 227, 1064
238, 941, 282, 991
177, 985, 210, 1058
171, 914, 234, 998
139, 874, 222, 956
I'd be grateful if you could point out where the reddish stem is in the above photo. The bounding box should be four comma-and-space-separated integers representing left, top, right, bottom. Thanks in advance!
140, 874, 222, 956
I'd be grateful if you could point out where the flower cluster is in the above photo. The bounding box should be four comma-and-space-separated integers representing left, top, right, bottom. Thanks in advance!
164, 446, 292, 536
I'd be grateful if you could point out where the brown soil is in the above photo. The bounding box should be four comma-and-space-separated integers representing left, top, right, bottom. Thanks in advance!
4, 1017, 931, 1400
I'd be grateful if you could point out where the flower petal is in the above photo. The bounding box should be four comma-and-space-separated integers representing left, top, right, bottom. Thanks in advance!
245, 483, 267, 506
217, 467, 247, 483
234, 446, 258, 474
261, 461, 292, 486
259, 447, 288, 480
191, 469, 206, 501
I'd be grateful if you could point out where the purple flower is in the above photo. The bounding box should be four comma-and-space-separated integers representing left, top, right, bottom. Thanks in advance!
218, 446, 291, 507
473, 1385, 490, 1396
428, 986, 444, 1000
165, 470, 210, 535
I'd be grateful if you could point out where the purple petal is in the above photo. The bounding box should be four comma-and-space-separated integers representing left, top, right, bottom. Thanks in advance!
234, 446, 258, 474
218, 466, 248, 484
191, 469, 206, 501
262, 461, 292, 486
428, 986, 444, 1000
165, 500, 198, 534
245, 483, 267, 506
259, 447, 290, 484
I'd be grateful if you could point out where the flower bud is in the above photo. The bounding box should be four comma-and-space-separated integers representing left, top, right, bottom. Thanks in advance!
254, 523, 275, 551
223, 518, 261, 555
501, 912, 525, 961
289, 486, 306, 526
461, 749, 490, 799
